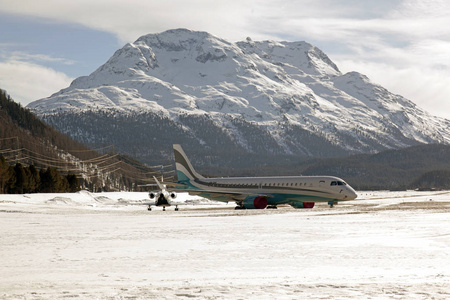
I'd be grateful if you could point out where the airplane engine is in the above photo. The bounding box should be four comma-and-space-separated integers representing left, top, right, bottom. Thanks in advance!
243, 196, 268, 209
169, 192, 177, 199
149, 191, 159, 199
292, 202, 315, 209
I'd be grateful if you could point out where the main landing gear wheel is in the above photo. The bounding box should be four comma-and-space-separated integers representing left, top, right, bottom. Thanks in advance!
175, 205, 179, 211
147, 206, 152, 211
267, 205, 277, 209
235, 206, 245, 210
328, 201, 337, 208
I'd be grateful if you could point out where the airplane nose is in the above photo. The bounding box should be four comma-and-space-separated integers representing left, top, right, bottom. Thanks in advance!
347, 189, 358, 200
339, 187, 358, 200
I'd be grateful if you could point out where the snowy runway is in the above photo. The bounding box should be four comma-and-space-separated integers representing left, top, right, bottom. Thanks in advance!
1, 191, 449, 299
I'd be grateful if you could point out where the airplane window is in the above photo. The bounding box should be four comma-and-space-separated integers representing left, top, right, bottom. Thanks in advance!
338, 181, 344, 186
331, 181, 337, 186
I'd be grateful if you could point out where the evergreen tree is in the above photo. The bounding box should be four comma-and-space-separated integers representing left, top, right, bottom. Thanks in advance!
66, 174, 80, 193
11, 163, 26, 194
28, 165, 41, 193
39, 167, 63, 193
0, 156, 13, 193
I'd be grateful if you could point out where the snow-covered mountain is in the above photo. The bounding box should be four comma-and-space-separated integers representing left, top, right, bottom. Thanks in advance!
28, 29, 450, 166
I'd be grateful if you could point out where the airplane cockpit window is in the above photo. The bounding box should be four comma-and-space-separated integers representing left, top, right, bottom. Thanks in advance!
331, 181, 347, 186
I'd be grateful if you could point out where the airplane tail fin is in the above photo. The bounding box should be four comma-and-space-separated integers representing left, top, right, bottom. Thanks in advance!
173, 144, 204, 182
152, 176, 165, 190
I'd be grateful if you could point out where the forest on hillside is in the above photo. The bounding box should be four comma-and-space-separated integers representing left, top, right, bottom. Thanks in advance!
0, 89, 157, 193
0, 156, 79, 193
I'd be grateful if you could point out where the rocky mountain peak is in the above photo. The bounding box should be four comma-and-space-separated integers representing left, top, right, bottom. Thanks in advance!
27, 29, 450, 165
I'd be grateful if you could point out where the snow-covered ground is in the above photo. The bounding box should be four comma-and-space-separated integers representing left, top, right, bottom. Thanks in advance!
1, 190, 449, 299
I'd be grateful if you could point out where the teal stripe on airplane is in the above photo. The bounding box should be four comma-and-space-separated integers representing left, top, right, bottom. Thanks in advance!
176, 170, 191, 182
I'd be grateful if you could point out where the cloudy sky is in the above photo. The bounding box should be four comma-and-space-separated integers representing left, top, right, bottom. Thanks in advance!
1, 0, 449, 119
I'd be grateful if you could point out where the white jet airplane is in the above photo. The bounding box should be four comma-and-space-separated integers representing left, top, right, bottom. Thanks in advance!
146, 176, 179, 211
173, 144, 357, 209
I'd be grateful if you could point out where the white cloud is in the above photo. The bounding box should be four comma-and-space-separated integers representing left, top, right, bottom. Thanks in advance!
0, 0, 262, 43
1, 51, 75, 65
336, 59, 450, 120
0, 59, 73, 106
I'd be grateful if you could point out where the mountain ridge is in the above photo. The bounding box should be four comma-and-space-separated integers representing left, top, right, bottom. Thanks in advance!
28, 28, 450, 166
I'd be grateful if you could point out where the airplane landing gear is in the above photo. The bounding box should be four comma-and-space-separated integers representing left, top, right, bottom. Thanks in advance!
267, 205, 277, 209
328, 201, 337, 208
147, 205, 179, 212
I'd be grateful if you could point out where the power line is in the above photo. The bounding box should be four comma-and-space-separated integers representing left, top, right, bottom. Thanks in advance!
0, 137, 177, 189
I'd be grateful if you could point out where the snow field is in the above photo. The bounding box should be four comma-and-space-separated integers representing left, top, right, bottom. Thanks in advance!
0, 190, 449, 299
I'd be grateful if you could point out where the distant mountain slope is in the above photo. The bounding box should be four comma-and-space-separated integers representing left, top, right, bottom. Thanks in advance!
28, 29, 450, 166
1, 89, 155, 191
300, 144, 450, 190
204, 144, 450, 190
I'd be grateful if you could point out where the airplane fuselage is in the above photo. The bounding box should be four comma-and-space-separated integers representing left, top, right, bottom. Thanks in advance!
178, 175, 357, 205
173, 144, 358, 209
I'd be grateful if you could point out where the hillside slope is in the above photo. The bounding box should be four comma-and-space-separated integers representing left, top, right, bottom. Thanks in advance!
1, 89, 155, 191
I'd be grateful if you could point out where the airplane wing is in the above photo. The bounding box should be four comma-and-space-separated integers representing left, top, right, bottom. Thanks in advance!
182, 189, 273, 202
160, 181, 188, 187
138, 179, 186, 188
138, 181, 186, 188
